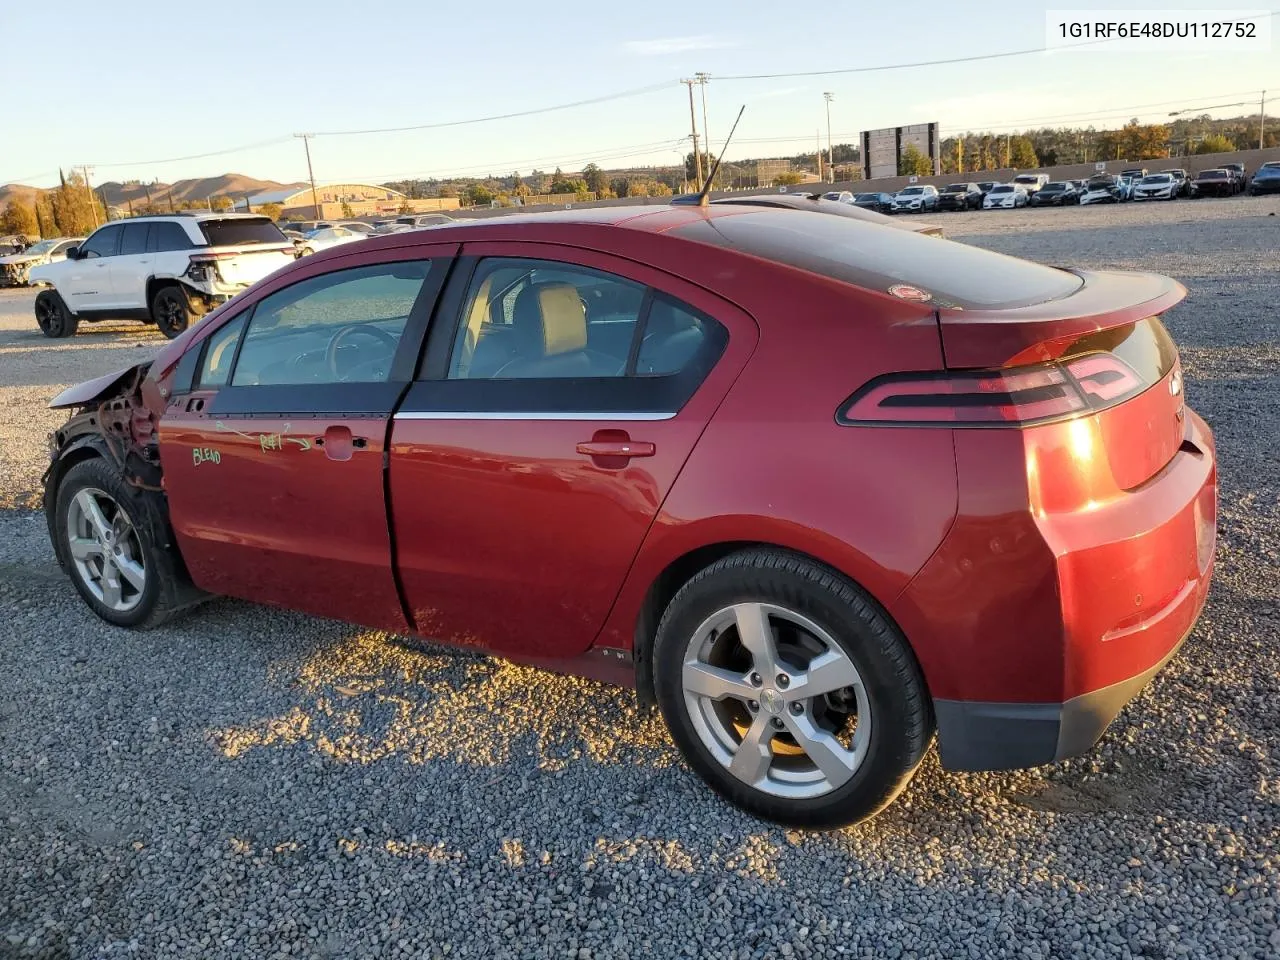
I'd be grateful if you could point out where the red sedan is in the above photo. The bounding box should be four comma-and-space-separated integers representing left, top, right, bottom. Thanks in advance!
43, 205, 1216, 827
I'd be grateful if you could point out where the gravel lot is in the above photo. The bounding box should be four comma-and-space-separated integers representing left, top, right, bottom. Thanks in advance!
1, 196, 1278, 959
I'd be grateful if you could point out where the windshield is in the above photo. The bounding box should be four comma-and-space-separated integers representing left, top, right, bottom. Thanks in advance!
1199, 171, 1227, 179
854, 194, 880, 201
942, 185, 967, 193
1142, 175, 1172, 183
24, 240, 58, 255
899, 187, 924, 195
1041, 183, 1065, 191
673, 209, 1083, 310
198, 217, 287, 247
990, 185, 1014, 194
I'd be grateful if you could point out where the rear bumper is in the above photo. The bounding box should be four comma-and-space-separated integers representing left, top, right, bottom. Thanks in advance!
934, 593, 1200, 770
892, 406, 1217, 772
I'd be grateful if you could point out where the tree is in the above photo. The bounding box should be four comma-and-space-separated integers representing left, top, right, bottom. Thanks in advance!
49, 172, 106, 236
649, 181, 673, 197
34, 193, 56, 237
398, 198, 414, 213
582, 163, 608, 197
774, 171, 805, 186
549, 177, 578, 195
1010, 136, 1039, 169
468, 184, 494, 206
259, 203, 283, 221
0, 201, 39, 238
1195, 133, 1236, 154
684, 152, 717, 184
897, 144, 932, 177
210, 196, 234, 212
340, 201, 355, 218
609, 177, 631, 198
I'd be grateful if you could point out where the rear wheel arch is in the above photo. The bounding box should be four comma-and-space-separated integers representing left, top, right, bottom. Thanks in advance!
632, 540, 930, 709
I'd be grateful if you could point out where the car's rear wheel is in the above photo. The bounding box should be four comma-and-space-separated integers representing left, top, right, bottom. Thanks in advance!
55, 457, 203, 629
653, 549, 932, 829
151, 284, 193, 339
34, 290, 78, 339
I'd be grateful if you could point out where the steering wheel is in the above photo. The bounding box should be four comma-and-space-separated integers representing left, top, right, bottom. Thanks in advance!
325, 324, 400, 380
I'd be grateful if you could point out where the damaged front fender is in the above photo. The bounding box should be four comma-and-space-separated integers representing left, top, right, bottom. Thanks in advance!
49, 363, 151, 410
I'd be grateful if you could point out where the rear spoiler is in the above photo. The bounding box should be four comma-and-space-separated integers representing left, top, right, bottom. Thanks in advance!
937, 269, 1187, 369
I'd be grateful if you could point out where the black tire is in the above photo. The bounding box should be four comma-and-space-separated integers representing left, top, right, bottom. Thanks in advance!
53, 457, 203, 629
150, 284, 193, 339
652, 549, 932, 829
34, 289, 79, 339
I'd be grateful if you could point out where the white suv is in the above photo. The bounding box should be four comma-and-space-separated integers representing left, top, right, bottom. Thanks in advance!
29, 213, 296, 339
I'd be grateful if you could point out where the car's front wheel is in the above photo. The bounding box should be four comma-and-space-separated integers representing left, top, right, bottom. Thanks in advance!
653, 549, 932, 829
54, 457, 203, 628
151, 284, 193, 339
34, 289, 78, 338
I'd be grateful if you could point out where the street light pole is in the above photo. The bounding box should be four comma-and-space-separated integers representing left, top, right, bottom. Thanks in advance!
294, 133, 320, 219
823, 92, 834, 179
1260, 90, 1267, 150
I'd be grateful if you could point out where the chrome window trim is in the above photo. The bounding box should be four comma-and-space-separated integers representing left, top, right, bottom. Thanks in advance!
393, 410, 675, 422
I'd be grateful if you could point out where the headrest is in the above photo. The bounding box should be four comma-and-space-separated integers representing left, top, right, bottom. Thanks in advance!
512, 282, 586, 357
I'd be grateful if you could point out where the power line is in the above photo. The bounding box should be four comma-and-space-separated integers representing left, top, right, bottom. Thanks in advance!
715, 12, 1280, 81
84, 136, 294, 169
311, 82, 674, 137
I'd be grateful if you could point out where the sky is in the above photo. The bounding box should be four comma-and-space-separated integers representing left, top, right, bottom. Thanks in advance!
3, 1, 1276, 189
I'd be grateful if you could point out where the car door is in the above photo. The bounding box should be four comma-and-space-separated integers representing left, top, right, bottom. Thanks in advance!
387, 244, 757, 661
62, 223, 121, 311
156, 243, 456, 631
109, 221, 153, 310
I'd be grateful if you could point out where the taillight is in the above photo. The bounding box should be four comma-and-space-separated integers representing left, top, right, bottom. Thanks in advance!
838, 352, 1148, 428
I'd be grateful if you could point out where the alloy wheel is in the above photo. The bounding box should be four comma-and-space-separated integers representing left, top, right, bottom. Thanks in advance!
66, 487, 146, 613
681, 602, 871, 800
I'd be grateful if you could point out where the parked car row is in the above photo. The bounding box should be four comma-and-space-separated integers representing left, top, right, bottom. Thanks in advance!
0, 236, 85, 287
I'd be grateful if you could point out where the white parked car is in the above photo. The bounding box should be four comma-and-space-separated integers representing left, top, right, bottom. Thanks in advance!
1132, 173, 1178, 201
891, 185, 939, 213
298, 225, 370, 256
821, 190, 854, 203
983, 184, 1028, 209
0, 237, 84, 287
1011, 173, 1049, 195
28, 213, 296, 339
395, 213, 456, 230
1079, 177, 1121, 205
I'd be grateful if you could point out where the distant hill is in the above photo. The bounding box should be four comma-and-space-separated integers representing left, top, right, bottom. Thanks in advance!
97, 174, 306, 208
0, 174, 306, 213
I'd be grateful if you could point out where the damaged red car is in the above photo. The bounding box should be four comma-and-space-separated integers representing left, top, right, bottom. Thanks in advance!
44, 205, 1217, 828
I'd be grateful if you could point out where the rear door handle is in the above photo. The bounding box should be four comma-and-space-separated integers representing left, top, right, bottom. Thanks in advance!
576, 440, 655, 458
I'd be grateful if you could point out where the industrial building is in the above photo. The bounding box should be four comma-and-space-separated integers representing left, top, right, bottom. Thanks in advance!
238, 183, 459, 220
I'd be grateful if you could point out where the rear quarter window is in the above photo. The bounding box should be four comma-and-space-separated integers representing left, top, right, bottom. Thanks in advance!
673, 210, 1083, 310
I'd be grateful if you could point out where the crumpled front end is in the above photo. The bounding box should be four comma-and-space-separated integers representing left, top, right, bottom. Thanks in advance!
0, 257, 39, 287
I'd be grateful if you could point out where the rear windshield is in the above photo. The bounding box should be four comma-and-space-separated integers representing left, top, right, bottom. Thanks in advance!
1041, 183, 1066, 190
198, 217, 286, 247
1199, 170, 1227, 179
673, 209, 1084, 310
1013, 176, 1039, 184
854, 193, 879, 201
990, 185, 1014, 194
942, 184, 968, 193
899, 187, 925, 195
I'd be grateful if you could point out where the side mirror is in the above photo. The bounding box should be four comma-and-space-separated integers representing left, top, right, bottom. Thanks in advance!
64, 246, 80, 260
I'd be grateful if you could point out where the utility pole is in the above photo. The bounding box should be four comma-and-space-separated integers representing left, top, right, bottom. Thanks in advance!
1004, 134, 1011, 169
81, 165, 100, 227
695, 73, 712, 189
823, 92, 834, 179
816, 130, 824, 182
294, 133, 321, 218
1261, 90, 1267, 150
681, 80, 703, 191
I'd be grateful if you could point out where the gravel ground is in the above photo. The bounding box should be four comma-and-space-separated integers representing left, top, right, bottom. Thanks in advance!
1, 196, 1278, 959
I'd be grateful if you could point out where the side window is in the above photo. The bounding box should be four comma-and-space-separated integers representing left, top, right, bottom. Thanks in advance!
147, 222, 194, 253
448, 259, 646, 379
230, 261, 430, 386
119, 222, 149, 256
635, 297, 721, 376
79, 224, 122, 259
197, 313, 247, 388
